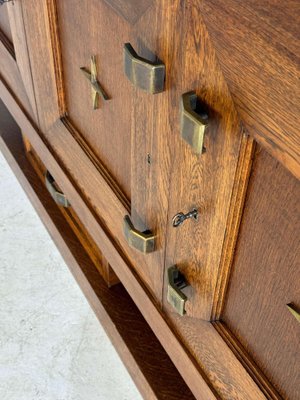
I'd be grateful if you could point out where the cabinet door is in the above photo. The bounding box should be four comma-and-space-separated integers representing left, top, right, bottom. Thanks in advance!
19, 0, 243, 308
132, 1, 243, 320
18, 0, 168, 302
220, 147, 300, 400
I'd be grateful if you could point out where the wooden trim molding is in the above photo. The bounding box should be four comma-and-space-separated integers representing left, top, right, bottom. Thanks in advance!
212, 133, 255, 320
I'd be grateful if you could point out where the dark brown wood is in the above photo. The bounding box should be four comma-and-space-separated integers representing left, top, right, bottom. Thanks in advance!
199, 0, 300, 179
222, 146, 300, 400
0, 100, 195, 400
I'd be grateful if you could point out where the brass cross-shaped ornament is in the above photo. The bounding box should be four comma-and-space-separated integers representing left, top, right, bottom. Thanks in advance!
80, 56, 109, 110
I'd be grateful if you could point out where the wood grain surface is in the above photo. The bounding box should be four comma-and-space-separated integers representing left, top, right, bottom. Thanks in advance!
56, 0, 132, 200
0, 2, 12, 43
199, 0, 300, 179
223, 146, 300, 400
7, 1, 39, 122
102, 0, 153, 24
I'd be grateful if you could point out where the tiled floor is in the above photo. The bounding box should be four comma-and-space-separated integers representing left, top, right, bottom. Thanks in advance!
0, 150, 142, 400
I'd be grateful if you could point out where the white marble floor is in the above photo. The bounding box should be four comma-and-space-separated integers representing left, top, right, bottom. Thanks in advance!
0, 150, 142, 400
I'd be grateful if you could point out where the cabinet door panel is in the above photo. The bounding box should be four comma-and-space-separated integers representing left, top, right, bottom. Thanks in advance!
223, 147, 300, 400
56, 0, 132, 199
17, 0, 166, 302
131, 0, 243, 320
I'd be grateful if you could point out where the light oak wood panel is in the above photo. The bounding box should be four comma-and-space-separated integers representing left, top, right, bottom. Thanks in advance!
56, 0, 132, 200
223, 147, 300, 400
199, 0, 300, 179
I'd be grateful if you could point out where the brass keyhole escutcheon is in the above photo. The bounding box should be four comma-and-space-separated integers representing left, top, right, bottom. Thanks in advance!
172, 209, 199, 228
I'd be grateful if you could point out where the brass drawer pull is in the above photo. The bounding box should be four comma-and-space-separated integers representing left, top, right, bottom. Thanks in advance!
167, 266, 189, 316
180, 91, 209, 154
123, 215, 155, 254
45, 171, 70, 208
124, 43, 165, 94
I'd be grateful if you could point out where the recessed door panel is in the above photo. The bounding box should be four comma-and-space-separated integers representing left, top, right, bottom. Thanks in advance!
56, 0, 135, 200
222, 147, 300, 399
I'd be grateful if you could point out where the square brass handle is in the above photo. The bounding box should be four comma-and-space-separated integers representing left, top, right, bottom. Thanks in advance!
167, 266, 189, 316
45, 171, 70, 208
124, 43, 165, 94
180, 91, 209, 155
123, 215, 155, 254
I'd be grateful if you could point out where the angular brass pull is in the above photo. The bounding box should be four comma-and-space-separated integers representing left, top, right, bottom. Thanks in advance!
123, 215, 155, 254
180, 91, 209, 154
45, 171, 70, 208
167, 266, 189, 316
124, 43, 165, 94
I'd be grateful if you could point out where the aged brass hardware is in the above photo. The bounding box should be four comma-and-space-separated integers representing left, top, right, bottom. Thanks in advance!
123, 215, 155, 253
80, 55, 109, 109
45, 171, 70, 208
167, 266, 189, 316
180, 91, 209, 154
287, 303, 300, 323
172, 209, 199, 228
124, 43, 165, 94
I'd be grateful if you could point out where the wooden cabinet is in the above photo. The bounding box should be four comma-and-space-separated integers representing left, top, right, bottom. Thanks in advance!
0, 1, 299, 399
